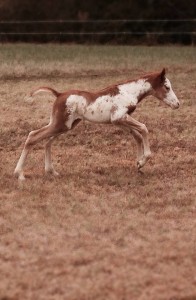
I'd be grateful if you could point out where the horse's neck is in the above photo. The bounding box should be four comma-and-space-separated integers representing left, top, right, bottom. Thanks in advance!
118, 79, 152, 104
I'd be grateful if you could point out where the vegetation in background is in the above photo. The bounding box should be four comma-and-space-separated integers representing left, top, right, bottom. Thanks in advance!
0, 0, 195, 43
0, 0, 195, 20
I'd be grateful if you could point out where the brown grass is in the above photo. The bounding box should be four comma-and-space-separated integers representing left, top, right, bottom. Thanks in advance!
0, 44, 196, 300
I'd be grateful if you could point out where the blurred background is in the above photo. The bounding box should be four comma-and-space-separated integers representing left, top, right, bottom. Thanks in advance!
0, 0, 195, 44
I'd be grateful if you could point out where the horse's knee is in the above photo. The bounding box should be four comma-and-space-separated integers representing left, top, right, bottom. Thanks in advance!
25, 130, 38, 148
140, 124, 149, 135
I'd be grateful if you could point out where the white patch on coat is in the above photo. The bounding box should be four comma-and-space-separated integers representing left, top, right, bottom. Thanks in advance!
163, 78, 179, 109
118, 79, 151, 106
65, 95, 85, 128
83, 96, 116, 122
110, 106, 128, 122
66, 95, 86, 114
66, 79, 152, 125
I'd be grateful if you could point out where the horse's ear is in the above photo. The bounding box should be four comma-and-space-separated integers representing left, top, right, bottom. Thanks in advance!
160, 68, 166, 82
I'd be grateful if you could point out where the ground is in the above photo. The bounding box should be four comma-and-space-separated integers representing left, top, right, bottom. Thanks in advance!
0, 44, 196, 300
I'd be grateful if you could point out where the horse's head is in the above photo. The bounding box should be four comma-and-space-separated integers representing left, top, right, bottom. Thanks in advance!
150, 68, 180, 109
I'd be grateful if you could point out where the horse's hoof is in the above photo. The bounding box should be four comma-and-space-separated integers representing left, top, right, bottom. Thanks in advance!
137, 161, 142, 170
45, 169, 59, 177
14, 170, 26, 181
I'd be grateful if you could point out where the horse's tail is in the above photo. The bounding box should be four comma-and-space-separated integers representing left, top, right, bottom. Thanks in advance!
30, 87, 61, 98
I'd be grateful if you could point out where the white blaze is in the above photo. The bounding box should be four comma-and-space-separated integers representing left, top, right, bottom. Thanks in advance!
164, 78, 179, 109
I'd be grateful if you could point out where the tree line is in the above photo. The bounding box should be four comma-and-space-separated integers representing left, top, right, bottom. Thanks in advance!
0, 0, 195, 44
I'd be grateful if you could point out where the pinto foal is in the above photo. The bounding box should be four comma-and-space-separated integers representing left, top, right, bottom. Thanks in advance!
14, 68, 179, 180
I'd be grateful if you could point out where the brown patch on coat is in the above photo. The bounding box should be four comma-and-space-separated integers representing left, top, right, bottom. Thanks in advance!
110, 105, 117, 114
144, 70, 165, 90
98, 85, 120, 98
56, 86, 120, 107
126, 104, 136, 115
138, 91, 151, 103
142, 69, 168, 101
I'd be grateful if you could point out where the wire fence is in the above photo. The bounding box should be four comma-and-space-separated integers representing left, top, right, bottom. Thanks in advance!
0, 32, 194, 35
0, 19, 195, 23
0, 19, 195, 44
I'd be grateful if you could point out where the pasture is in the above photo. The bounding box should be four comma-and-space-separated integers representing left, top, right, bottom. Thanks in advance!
0, 44, 195, 300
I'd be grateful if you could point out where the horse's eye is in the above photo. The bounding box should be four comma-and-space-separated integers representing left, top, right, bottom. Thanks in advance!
165, 86, 170, 91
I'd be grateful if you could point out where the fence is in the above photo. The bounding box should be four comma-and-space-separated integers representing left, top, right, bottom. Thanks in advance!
0, 19, 195, 44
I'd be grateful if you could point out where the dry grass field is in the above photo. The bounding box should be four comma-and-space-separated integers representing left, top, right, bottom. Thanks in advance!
0, 44, 196, 300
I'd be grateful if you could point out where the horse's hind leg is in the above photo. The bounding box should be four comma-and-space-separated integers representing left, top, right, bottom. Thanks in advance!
45, 135, 60, 176
44, 118, 82, 175
14, 124, 63, 180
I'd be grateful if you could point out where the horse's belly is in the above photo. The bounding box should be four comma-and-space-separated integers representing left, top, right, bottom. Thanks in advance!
83, 99, 113, 123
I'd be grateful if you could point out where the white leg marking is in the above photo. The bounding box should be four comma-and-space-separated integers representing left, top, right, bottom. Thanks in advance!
45, 137, 59, 176
130, 129, 144, 161
113, 114, 152, 170
14, 148, 29, 180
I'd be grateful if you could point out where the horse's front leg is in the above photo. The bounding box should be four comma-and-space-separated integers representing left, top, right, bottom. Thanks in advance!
112, 114, 152, 170
130, 128, 144, 163
117, 124, 144, 162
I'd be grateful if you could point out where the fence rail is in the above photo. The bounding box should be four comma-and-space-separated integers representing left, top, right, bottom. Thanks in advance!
0, 32, 195, 35
0, 19, 195, 23
0, 19, 195, 44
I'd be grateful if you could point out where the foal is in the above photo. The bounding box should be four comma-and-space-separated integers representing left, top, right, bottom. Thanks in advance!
14, 68, 179, 180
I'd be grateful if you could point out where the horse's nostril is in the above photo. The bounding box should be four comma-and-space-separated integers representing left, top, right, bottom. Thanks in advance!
176, 102, 180, 108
